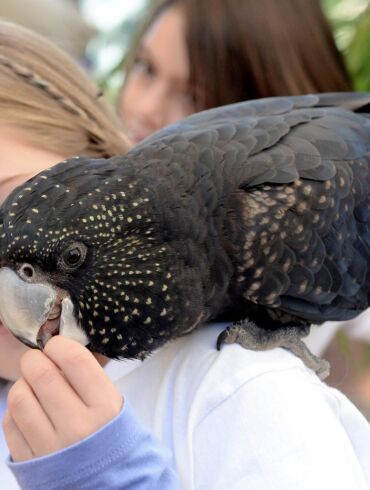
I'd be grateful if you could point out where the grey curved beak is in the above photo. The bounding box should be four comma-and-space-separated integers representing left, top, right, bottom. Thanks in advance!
0, 267, 89, 348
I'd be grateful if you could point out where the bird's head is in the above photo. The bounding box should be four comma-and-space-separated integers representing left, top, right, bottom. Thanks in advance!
0, 157, 206, 359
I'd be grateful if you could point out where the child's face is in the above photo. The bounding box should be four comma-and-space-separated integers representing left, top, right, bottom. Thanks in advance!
0, 125, 65, 380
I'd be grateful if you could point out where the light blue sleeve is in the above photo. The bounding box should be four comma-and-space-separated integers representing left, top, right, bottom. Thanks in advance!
7, 400, 180, 490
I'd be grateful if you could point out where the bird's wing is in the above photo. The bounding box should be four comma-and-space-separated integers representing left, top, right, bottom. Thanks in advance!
132, 93, 370, 148
126, 93, 370, 325
133, 94, 319, 146
126, 92, 370, 187
220, 94, 370, 324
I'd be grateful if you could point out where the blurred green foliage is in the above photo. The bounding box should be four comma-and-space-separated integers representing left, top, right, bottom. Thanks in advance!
86, 1, 150, 104
322, 0, 370, 90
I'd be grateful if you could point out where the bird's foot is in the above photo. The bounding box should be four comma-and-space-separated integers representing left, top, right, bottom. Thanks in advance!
217, 320, 330, 380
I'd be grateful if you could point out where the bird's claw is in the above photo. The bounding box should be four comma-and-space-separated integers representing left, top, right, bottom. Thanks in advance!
314, 358, 331, 380
216, 327, 230, 350
216, 319, 331, 380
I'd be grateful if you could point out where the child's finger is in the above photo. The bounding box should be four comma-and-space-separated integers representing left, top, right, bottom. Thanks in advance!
44, 336, 122, 412
3, 410, 33, 462
19, 349, 87, 433
6, 379, 57, 458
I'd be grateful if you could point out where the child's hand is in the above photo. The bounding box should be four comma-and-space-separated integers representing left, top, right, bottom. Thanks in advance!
3, 336, 123, 462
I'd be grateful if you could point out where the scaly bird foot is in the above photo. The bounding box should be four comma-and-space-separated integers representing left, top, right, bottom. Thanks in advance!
217, 319, 330, 380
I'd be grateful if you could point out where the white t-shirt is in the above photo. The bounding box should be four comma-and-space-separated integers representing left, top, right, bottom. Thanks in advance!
106, 323, 370, 490
0, 323, 370, 489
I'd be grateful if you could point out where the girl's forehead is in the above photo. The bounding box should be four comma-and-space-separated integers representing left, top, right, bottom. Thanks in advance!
141, 6, 190, 84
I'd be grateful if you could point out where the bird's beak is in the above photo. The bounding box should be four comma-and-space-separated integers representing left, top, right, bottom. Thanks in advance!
0, 267, 89, 349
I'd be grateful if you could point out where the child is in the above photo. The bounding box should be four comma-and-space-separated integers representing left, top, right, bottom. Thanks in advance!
0, 19, 178, 489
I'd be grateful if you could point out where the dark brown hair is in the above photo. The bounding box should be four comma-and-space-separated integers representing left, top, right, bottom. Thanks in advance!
126, 0, 352, 110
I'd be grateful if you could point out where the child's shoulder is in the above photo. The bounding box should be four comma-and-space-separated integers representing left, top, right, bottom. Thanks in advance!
110, 323, 319, 423
166, 323, 320, 410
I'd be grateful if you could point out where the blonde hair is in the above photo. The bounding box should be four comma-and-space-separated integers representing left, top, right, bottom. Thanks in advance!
0, 20, 127, 158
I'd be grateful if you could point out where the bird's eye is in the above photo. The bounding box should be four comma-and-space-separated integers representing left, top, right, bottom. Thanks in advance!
60, 242, 87, 271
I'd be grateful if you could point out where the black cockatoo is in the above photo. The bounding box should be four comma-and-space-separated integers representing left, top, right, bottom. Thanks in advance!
1, 92, 370, 380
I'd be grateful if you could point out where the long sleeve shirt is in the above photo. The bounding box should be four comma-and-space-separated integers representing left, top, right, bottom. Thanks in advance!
7, 400, 180, 490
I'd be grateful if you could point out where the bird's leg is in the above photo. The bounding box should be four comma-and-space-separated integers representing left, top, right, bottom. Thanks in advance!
217, 319, 330, 380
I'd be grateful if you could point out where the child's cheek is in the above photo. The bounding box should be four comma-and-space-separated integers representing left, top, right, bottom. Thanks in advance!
0, 330, 30, 381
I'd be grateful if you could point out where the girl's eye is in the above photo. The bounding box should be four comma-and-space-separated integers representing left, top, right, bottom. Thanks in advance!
133, 55, 156, 77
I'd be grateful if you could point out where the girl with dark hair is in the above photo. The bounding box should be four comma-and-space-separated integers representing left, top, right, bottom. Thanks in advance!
118, 0, 351, 143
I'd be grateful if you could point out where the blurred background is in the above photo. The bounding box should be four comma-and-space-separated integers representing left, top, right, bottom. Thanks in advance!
1, 0, 370, 418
